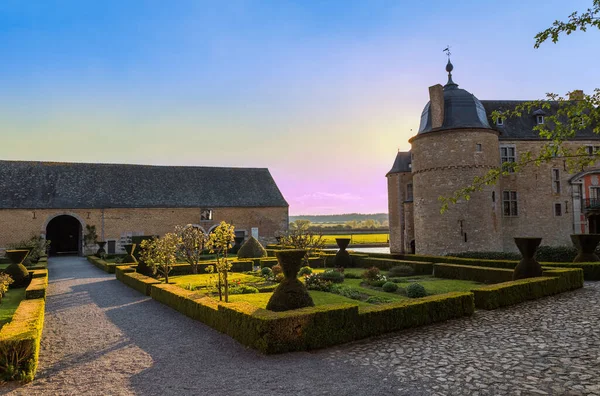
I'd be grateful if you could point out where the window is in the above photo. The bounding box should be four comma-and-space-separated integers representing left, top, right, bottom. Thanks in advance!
200, 209, 213, 221
476, 143, 482, 152
496, 117, 504, 126
586, 146, 600, 156
537, 115, 545, 124
500, 145, 516, 172
406, 183, 413, 201
502, 191, 518, 217
552, 169, 561, 194
554, 203, 562, 216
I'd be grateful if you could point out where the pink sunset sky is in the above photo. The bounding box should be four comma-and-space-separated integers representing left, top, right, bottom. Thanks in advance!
0, 1, 598, 215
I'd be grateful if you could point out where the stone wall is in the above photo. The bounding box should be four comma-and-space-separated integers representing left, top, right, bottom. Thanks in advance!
411, 129, 503, 255
0, 206, 288, 254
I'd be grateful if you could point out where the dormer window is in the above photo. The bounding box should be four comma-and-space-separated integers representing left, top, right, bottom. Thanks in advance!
496, 117, 504, 126
537, 115, 545, 125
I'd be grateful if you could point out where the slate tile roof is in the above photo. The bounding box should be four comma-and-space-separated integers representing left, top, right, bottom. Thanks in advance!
481, 100, 600, 141
0, 160, 288, 209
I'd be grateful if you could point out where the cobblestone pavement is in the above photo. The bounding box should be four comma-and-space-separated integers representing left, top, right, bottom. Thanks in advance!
1, 257, 598, 395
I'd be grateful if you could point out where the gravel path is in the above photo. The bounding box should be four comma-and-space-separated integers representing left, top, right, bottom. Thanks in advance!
1, 256, 598, 395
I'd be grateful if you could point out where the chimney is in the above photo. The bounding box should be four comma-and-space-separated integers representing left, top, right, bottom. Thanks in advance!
569, 90, 584, 101
429, 84, 444, 129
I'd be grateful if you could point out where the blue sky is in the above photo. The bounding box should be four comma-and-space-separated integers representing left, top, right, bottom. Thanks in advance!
0, 0, 598, 214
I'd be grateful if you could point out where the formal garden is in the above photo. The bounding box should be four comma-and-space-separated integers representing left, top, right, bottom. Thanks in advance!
81, 222, 592, 355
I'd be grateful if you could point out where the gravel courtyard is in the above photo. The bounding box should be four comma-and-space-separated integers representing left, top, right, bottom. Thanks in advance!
2, 256, 599, 395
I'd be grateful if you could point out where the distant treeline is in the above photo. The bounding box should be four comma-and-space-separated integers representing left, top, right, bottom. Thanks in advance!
289, 213, 388, 224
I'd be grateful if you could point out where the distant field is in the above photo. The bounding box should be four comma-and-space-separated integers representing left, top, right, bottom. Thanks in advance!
321, 233, 389, 245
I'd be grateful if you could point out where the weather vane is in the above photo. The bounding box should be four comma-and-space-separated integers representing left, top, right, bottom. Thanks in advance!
443, 45, 451, 59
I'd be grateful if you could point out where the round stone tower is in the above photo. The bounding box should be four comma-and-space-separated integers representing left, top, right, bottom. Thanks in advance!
409, 61, 503, 255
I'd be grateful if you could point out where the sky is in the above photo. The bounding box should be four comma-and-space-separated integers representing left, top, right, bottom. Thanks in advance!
0, 1, 598, 215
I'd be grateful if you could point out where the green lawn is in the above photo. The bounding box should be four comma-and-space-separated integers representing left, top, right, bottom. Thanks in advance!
172, 273, 265, 290
0, 288, 26, 328
228, 290, 370, 308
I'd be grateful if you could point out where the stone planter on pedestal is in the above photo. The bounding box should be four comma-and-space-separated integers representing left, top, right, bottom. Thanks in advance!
96, 242, 107, 258
571, 234, 600, 262
513, 237, 543, 280
266, 249, 315, 312
335, 238, 352, 268
5, 249, 31, 288
122, 243, 138, 264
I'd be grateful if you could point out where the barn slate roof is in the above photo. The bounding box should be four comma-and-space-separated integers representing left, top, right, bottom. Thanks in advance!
386, 151, 412, 175
0, 160, 288, 209
481, 100, 600, 141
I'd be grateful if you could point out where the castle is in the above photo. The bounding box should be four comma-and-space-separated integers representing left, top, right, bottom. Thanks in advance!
387, 60, 600, 256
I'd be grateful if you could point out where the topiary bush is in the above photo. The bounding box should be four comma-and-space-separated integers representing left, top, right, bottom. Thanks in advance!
369, 279, 387, 287
407, 283, 427, 298
261, 267, 273, 278
382, 282, 398, 293
298, 266, 313, 276
304, 273, 332, 292
388, 265, 415, 277
237, 236, 268, 259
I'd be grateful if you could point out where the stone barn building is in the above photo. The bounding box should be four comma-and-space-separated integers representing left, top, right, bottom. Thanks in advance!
0, 160, 288, 255
387, 61, 600, 256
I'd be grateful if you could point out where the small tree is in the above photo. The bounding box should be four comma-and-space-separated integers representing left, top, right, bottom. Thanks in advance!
281, 220, 326, 266
175, 225, 207, 274
139, 233, 181, 284
206, 221, 235, 302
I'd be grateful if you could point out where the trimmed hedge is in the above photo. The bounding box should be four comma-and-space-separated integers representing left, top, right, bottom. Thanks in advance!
87, 256, 118, 274
25, 277, 48, 300
148, 282, 474, 354
30, 269, 48, 279
541, 262, 600, 281
451, 246, 578, 263
115, 265, 136, 281
541, 267, 584, 292
352, 256, 433, 275
0, 298, 45, 381
357, 292, 474, 338
433, 263, 513, 284
472, 277, 562, 310
121, 272, 162, 296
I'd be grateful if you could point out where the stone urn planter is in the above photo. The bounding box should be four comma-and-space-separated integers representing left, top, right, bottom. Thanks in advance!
5, 249, 31, 288
513, 237, 543, 280
266, 249, 315, 312
571, 234, 600, 262
335, 238, 352, 268
96, 241, 107, 258
122, 243, 138, 264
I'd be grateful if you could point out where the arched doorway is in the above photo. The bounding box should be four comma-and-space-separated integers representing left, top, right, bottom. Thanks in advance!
46, 215, 82, 256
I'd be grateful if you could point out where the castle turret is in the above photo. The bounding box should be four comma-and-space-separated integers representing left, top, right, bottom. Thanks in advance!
408, 61, 502, 255
387, 151, 414, 253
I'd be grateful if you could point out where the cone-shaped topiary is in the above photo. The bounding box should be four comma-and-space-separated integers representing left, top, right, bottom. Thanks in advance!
237, 236, 267, 259
266, 249, 314, 312
96, 241, 107, 257
121, 243, 138, 264
4, 250, 31, 288
571, 234, 600, 262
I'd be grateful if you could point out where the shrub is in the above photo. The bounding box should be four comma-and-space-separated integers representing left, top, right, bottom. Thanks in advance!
8, 235, 50, 265
344, 272, 361, 279
388, 265, 415, 277
272, 264, 282, 276
330, 284, 362, 300
261, 267, 273, 278
406, 283, 427, 298
298, 266, 313, 276
382, 282, 398, 293
0, 274, 13, 298
365, 296, 393, 304
237, 236, 268, 259
368, 279, 387, 287
304, 273, 332, 292
433, 263, 513, 284
320, 270, 345, 284
4, 264, 30, 289
229, 285, 259, 295
361, 267, 381, 281
450, 246, 578, 263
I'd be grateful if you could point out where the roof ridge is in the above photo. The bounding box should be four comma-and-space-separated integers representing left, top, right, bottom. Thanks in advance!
0, 159, 269, 171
